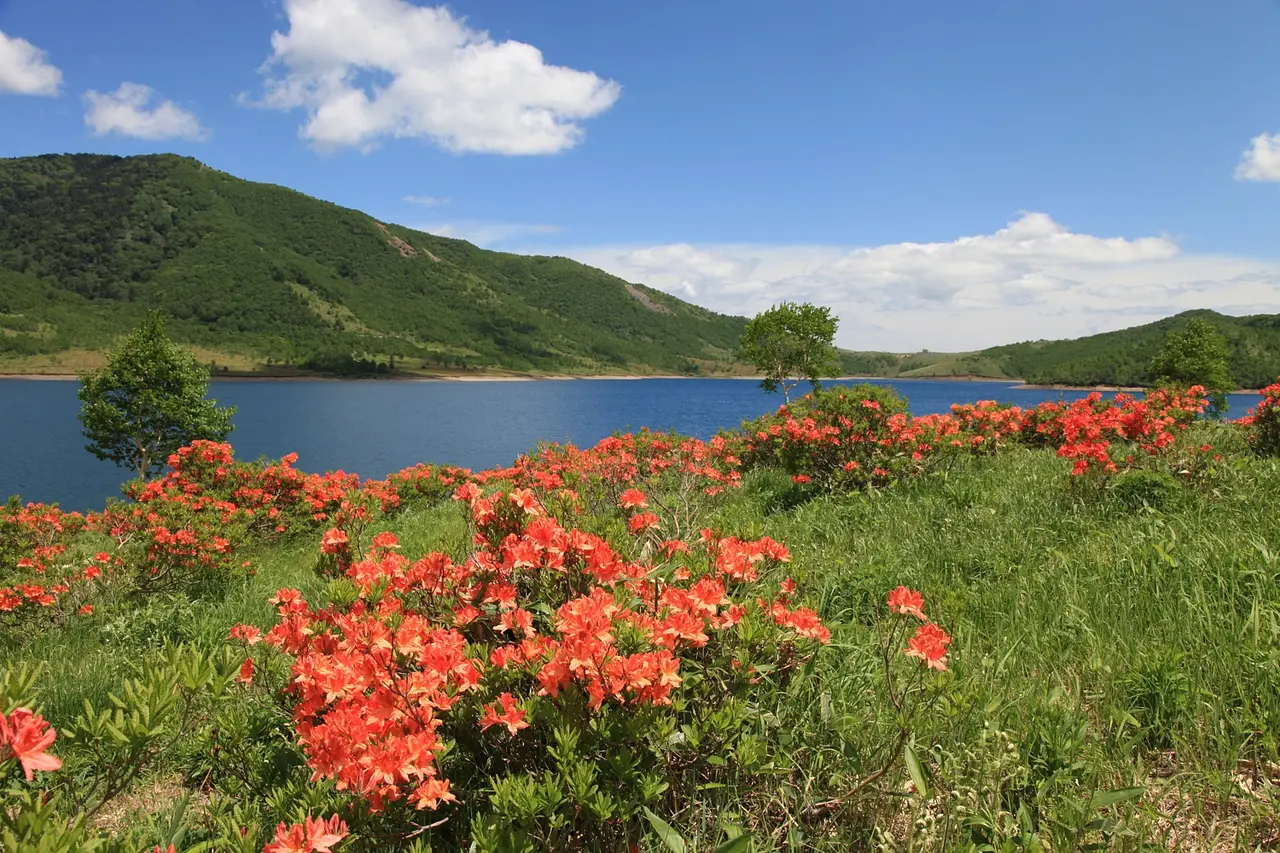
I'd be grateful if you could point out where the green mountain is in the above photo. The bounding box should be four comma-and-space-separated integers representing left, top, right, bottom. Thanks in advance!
838, 309, 1280, 390
3, 153, 1277, 388
0, 153, 747, 376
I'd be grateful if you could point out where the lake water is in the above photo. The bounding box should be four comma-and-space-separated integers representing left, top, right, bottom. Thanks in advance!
0, 378, 1263, 511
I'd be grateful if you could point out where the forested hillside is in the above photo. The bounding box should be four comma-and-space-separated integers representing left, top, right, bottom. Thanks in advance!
839, 310, 1280, 389
0, 153, 747, 376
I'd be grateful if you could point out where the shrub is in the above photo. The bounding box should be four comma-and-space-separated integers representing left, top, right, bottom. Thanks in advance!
737, 384, 920, 490
1243, 380, 1280, 457
240, 488, 830, 850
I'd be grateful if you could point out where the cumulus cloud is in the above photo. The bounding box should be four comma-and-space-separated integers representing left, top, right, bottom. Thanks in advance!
84, 83, 208, 140
1235, 132, 1280, 182
0, 29, 62, 95
555, 213, 1280, 352
248, 0, 620, 154
404, 194, 448, 206
421, 220, 562, 247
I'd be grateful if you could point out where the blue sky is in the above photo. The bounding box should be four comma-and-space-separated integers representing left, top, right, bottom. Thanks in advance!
2, 0, 1280, 351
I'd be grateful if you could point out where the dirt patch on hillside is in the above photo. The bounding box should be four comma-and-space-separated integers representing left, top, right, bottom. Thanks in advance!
375, 221, 440, 261
625, 284, 674, 315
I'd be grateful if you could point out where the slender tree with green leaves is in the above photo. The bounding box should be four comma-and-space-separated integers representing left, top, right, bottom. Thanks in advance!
740, 301, 841, 402
78, 312, 236, 478
1149, 317, 1232, 418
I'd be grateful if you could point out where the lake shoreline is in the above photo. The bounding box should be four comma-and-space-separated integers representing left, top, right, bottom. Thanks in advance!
0, 371, 1262, 395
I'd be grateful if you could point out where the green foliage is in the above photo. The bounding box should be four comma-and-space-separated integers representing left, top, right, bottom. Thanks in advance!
1108, 469, 1182, 511
739, 302, 839, 401
738, 383, 917, 490
1149, 317, 1232, 415
0, 153, 747, 376
1250, 386, 1280, 457
837, 310, 1280, 390
77, 312, 235, 477
8, 409, 1280, 849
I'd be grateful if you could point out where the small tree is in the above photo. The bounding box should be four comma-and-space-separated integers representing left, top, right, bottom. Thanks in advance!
740, 301, 840, 402
78, 312, 236, 478
1148, 317, 1231, 417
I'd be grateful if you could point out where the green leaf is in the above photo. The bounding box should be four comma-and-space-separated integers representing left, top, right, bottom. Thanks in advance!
1087, 787, 1144, 811
642, 807, 687, 853
904, 742, 929, 799
710, 835, 752, 853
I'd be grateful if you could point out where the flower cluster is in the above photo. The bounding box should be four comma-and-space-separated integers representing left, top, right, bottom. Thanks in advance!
0, 706, 62, 781
1239, 380, 1280, 457
888, 585, 952, 671
240, 480, 825, 819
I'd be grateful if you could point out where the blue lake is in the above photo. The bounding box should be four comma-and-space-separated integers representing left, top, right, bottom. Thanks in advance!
0, 377, 1262, 511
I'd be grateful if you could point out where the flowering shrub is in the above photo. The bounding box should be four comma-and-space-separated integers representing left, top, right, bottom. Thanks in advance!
1240, 379, 1280, 457
236, 481, 830, 849
0, 498, 88, 581
11, 381, 1274, 850
737, 384, 927, 490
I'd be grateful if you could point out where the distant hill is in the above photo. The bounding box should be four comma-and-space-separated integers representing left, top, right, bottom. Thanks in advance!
839, 310, 1280, 390
0, 153, 747, 376
3, 155, 1277, 387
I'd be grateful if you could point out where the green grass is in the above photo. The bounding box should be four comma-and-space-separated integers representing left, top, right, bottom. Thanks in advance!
6, 436, 1280, 849
703, 442, 1280, 848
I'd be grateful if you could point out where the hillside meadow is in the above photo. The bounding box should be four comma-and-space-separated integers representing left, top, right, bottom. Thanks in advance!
3, 380, 1280, 852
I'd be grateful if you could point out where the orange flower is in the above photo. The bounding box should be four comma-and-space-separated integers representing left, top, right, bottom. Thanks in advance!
628, 512, 660, 534
0, 707, 62, 781
319, 528, 349, 555
263, 814, 348, 853
904, 622, 951, 671
370, 531, 401, 551
886, 586, 926, 620
618, 488, 649, 509
238, 657, 255, 685
479, 693, 529, 736
229, 623, 263, 644
410, 776, 457, 810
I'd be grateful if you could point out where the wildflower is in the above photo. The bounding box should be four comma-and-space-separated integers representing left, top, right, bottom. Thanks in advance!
0, 707, 62, 780
263, 814, 348, 853
229, 623, 263, 645
319, 528, 349, 555
479, 693, 529, 735
618, 488, 649, 509
410, 776, 457, 810
238, 658, 255, 685
904, 622, 951, 671
887, 586, 926, 620
628, 512, 660, 534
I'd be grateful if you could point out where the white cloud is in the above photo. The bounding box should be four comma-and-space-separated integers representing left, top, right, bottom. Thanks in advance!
420, 220, 562, 247
0, 29, 62, 95
404, 194, 449, 206
249, 0, 621, 155
1235, 132, 1280, 182
84, 83, 208, 140
553, 212, 1280, 352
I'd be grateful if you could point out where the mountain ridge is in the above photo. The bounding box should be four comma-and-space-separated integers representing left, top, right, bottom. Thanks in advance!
0, 152, 748, 377
837, 308, 1280, 390
2, 153, 1278, 387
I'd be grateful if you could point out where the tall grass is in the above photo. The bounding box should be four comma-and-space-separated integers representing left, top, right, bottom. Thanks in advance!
5, 435, 1279, 849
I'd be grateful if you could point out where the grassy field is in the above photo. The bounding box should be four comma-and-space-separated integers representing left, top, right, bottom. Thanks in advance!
2, 388, 1279, 851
